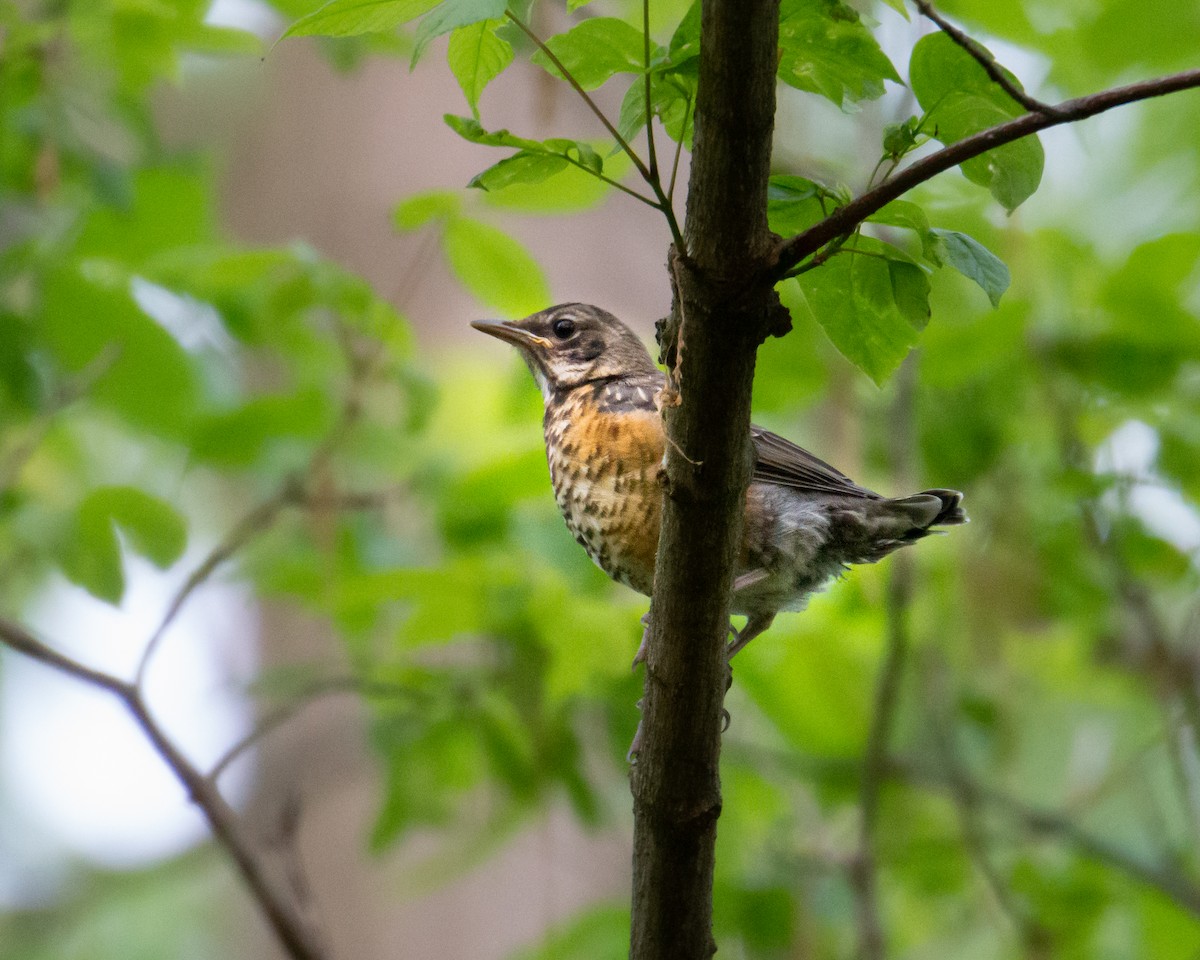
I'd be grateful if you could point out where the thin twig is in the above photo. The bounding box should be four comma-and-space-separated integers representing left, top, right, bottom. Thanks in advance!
913, 0, 1063, 117
135, 486, 296, 690
890, 755, 1200, 917
772, 67, 1200, 278
208, 677, 417, 781
560, 154, 662, 207
0, 617, 326, 960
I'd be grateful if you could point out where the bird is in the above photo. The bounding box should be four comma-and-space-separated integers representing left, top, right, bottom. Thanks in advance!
472, 303, 966, 659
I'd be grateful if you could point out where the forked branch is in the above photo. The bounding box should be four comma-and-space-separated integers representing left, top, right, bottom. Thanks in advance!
0, 617, 327, 960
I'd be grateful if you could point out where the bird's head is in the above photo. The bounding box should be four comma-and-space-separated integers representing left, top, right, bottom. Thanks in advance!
471, 303, 659, 398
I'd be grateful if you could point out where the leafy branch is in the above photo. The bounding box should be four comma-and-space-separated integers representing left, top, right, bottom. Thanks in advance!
773, 66, 1200, 279
503, 9, 685, 251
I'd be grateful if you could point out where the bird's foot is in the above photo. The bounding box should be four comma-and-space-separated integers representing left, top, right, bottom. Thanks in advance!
631, 611, 651, 670
627, 697, 645, 762
726, 612, 776, 659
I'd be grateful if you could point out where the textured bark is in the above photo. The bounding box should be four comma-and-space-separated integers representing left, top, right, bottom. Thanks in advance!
629, 2, 782, 958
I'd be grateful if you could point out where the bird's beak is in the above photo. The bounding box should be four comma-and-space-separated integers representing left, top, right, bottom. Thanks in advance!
470, 319, 551, 350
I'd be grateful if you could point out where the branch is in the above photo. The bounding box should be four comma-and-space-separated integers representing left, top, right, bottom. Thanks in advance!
913, 0, 1062, 117
850, 358, 918, 959
772, 67, 1200, 278
0, 617, 326, 960
850, 555, 910, 960
135, 485, 296, 689
630, 2, 783, 957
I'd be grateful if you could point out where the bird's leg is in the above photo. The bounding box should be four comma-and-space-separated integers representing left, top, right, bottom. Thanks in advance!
627, 698, 645, 762
727, 612, 775, 659
631, 610, 651, 669
628, 614, 758, 758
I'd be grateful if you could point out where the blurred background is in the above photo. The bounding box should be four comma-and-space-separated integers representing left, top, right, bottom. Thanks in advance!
2, 0, 1200, 957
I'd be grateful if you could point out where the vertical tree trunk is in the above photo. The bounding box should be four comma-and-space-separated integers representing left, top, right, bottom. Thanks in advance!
629, 3, 782, 957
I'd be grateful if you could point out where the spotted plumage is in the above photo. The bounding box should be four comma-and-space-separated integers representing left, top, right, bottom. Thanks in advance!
472, 303, 966, 656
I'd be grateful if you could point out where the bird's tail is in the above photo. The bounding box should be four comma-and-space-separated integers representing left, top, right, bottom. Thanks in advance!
856, 489, 966, 562
899, 488, 967, 528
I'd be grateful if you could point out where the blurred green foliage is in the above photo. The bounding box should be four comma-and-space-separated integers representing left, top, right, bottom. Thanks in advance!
3, 0, 1200, 958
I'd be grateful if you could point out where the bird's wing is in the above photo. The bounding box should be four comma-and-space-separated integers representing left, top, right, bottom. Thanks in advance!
750, 425, 881, 499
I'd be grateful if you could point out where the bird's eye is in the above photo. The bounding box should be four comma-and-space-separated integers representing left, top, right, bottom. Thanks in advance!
552, 317, 576, 339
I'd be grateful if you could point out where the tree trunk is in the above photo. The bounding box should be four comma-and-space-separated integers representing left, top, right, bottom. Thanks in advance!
629, 3, 783, 957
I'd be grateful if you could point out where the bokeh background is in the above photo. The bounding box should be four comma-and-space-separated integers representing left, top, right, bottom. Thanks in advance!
2, 0, 1200, 957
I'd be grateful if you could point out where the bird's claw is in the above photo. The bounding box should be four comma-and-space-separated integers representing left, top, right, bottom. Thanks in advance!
632, 611, 651, 670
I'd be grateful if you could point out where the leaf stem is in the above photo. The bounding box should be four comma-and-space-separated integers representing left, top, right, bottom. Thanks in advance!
505, 11, 649, 181
559, 154, 662, 207
643, 0, 659, 182
505, 9, 685, 253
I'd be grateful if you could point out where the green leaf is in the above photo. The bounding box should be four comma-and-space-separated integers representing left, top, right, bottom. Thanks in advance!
867, 198, 942, 261
868, 198, 930, 234
931, 229, 1010, 306
777, 0, 900, 108
394, 190, 462, 229
444, 116, 608, 193
94, 488, 188, 569
443, 217, 549, 315
530, 17, 648, 91
882, 114, 923, 159
443, 113, 542, 151
39, 266, 199, 436
889, 259, 933, 326
793, 237, 929, 384
616, 69, 696, 145
480, 155, 620, 212
909, 32, 1044, 211
468, 151, 569, 191
508, 904, 630, 960
191, 389, 334, 466
283, 0, 441, 38
411, 0, 507, 66
59, 488, 188, 603
667, 0, 702, 66
767, 174, 846, 236
446, 18, 512, 117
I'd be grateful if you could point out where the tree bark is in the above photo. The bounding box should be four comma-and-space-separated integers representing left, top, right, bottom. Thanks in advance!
629, 3, 782, 958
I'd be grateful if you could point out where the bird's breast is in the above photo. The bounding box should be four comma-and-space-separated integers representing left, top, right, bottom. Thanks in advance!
544, 396, 664, 595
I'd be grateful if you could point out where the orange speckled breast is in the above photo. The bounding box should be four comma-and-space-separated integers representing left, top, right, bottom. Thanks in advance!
544, 392, 664, 595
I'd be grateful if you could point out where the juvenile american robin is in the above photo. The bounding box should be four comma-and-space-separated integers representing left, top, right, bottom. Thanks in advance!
472, 303, 965, 657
